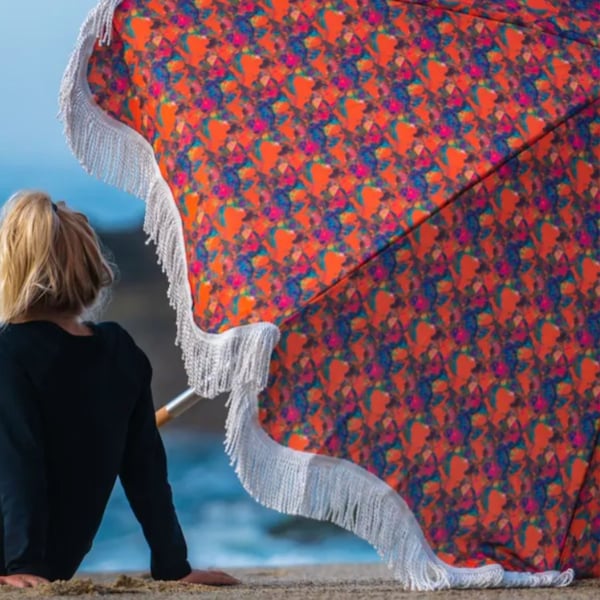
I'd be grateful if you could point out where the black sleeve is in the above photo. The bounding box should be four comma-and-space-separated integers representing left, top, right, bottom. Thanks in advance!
118, 352, 191, 581
0, 349, 49, 577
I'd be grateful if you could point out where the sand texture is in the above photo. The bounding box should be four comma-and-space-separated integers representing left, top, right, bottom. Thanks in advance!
1, 565, 598, 599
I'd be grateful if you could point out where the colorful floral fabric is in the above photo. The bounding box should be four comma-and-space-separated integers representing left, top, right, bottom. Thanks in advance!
397, 0, 600, 47
89, 0, 599, 333
262, 101, 600, 574
86, 0, 600, 576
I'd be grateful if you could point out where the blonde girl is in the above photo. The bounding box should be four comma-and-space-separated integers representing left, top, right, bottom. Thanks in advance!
0, 191, 237, 588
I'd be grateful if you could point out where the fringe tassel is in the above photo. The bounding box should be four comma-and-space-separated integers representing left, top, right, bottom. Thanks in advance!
143, 178, 280, 397
91, 0, 123, 45
499, 569, 574, 588
58, 1, 280, 399
59, 1, 574, 590
223, 385, 468, 591
225, 385, 574, 591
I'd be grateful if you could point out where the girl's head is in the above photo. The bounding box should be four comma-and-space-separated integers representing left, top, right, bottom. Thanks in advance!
0, 191, 114, 323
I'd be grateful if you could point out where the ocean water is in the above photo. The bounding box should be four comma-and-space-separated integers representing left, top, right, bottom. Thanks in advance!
80, 431, 378, 573
0, 164, 144, 231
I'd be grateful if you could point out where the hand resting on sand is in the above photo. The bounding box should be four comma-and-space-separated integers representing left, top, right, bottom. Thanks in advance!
179, 569, 240, 585
0, 574, 50, 588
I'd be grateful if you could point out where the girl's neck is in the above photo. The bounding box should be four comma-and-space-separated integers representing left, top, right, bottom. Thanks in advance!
22, 311, 93, 337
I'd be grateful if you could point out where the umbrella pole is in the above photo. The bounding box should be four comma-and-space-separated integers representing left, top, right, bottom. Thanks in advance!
155, 388, 200, 427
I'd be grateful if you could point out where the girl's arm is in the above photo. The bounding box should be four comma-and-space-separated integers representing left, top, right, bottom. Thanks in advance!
118, 358, 192, 581
0, 349, 50, 580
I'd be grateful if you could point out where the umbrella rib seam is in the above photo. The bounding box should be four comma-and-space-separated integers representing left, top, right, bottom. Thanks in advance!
284, 95, 600, 328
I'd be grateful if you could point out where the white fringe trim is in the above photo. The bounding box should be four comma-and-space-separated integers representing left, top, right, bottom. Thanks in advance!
58, 0, 575, 589
58, 0, 280, 399
91, 0, 122, 45
225, 384, 573, 591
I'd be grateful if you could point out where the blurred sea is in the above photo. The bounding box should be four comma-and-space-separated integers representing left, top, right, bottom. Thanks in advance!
0, 165, 144, 231
80, 432, 378, 573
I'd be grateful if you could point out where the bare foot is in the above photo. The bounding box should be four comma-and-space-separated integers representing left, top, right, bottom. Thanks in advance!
180, 569, 240, 586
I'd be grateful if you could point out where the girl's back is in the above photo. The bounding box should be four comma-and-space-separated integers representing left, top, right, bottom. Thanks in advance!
0, 320, 149, 579
0, 192, 189, 583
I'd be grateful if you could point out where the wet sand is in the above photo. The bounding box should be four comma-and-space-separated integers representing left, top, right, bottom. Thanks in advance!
1, 565, 598, 599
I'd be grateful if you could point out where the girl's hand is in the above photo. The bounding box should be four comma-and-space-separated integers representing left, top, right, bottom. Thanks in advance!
0, 574, 49, 588
179, 569, 240, 586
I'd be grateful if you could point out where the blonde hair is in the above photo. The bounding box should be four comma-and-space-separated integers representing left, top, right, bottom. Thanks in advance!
0, 191, 114, 323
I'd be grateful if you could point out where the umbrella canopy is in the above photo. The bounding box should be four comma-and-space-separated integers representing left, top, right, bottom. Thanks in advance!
60, 0, 599, 590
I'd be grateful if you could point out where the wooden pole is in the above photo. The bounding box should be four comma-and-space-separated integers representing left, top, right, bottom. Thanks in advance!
155, 388, 200, 427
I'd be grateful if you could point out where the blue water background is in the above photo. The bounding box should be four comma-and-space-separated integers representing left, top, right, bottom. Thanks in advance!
1, 165, 144, 231
1, 0, 145, 232
80, 431, 378, 572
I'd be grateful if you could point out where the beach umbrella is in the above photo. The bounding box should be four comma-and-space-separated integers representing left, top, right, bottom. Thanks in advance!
60, 0, 599, 590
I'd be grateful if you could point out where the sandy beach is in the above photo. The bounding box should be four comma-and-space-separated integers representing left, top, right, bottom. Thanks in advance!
0, 565, 597, 600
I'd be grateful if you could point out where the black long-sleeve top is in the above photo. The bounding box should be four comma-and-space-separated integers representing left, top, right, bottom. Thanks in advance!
0, 320, 191, 581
